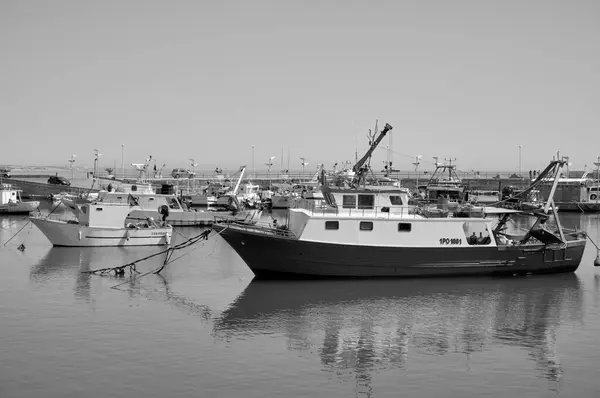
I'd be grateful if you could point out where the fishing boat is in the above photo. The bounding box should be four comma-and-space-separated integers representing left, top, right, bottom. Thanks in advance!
213, 159, 587, 279
1, 183, 40, 214
422, 159, 465, 203
30, 202, 172, 247
465, 189, 501, 205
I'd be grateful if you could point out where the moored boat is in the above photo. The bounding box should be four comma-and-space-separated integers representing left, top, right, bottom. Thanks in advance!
1, 183, 40, 214
30, 202, 172, 247
213, 159, 587, 279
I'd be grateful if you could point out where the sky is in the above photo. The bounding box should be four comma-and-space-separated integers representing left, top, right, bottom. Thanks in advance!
1, 0, 599, 173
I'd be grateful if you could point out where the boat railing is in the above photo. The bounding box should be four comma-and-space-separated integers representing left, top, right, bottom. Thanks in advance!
291, 200, 497, 219
214, 215, 298, 238
30, 212, 79, 223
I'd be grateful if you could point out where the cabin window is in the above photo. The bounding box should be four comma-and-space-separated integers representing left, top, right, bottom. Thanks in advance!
324, 192, 336, 206
358, 194, 374, 209
398, 223, 412, 232
148, 197, 155, 201
95, 208, 103, 211
359, 221, 373, 231
325, 221, 339, 230
342, 195, 356, 208
117, 196, 123, 200
81, 206, 87, 214
390, 195, 403, 205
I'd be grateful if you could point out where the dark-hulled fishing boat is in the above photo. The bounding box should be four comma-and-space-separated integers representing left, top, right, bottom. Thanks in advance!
213, 156, 586, 280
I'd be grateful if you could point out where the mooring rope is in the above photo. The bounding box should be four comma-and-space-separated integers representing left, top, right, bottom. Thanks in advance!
109, 226, 229, 289
83, 229, 213, 276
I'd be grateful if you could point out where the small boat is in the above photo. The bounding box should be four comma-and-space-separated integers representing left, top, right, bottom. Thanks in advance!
466, 189, 501, 205
1, 183, 40, 214
30, 202, 172, 247
213, 159, 586, 279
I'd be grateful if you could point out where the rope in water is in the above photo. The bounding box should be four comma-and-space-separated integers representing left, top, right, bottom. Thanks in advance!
82, 229, 213, 276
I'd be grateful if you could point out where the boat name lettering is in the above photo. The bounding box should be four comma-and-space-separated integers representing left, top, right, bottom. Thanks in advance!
439, 238, 462, 245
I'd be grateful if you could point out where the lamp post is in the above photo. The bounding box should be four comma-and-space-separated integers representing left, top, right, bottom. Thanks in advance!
252, 145, 255, 180
93, 149, 101, 180
300, 157, 308, 181
594, 156, 600, 203
265, 157, 275, 190
518, 145, 522, 178
412, 155, 422, 193
121, 144, 124, 179
68, 154, 76, 180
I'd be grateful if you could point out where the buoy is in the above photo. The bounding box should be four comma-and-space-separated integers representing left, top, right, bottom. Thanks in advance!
17, 243, 25, 252
594, 251, 600, 267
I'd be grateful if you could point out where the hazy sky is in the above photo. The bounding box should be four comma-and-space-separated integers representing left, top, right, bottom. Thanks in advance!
1, 0, 599, 173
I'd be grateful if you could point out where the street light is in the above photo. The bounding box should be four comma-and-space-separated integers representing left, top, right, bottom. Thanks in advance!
93, 149, 102, 180
518, 145, 522, 178
412, 155, 422, 193
68, 154, 76, 180
594, 156, 600, 203
252, 145, 255, 180
564, 156, 571, 178
121, 144, 124, 180
265, 156, 275, 190
300, 157, 308, 180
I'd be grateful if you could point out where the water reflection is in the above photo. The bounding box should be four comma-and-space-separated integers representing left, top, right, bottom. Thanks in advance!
148, 275, 214, 321
30, 247, 94, 300
214, 276, 583, 390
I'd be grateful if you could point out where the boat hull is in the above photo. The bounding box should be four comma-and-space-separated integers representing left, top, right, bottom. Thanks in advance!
555, 202, 600, 213
30, 218, 172, 247
214, 225, 586, 279
0, 201, 40, 214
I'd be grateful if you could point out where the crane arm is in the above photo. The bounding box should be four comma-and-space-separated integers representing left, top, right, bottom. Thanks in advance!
352, 123, 393, 173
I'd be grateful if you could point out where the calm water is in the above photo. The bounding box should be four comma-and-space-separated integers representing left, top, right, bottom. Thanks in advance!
1, 205, 600, 398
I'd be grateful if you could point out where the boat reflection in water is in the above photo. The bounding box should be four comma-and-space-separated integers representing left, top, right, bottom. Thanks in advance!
29, 247, 96, 301
214, 275, 583, 390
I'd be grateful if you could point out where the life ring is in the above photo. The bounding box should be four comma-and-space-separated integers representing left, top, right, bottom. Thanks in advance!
591, 194, 598, 200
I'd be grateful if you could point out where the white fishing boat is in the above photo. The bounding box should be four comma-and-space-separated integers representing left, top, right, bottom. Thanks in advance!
30, 202, 172, 247
62, 169, 257, 226
1, 183, 40, 214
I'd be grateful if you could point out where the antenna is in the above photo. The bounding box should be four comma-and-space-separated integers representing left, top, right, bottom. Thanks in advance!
444, 157, 457, 166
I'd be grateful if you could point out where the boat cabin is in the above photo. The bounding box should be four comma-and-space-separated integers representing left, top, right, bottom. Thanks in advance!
329, 189, 411, 212
1, 184, 22, 205
77, 203, 147, 228
96, 191, 185, 211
